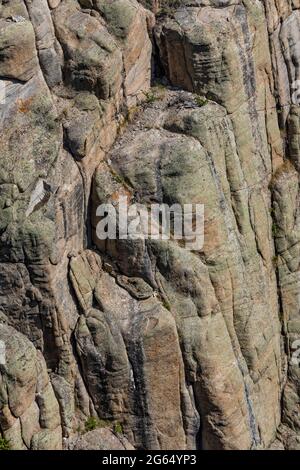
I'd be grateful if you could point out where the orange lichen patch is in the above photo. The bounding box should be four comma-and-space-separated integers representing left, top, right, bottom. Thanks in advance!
111, 187, 132, 203
17, 97, 33, 113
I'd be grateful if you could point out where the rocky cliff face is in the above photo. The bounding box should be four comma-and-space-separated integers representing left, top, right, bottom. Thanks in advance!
0, 0, 300, 451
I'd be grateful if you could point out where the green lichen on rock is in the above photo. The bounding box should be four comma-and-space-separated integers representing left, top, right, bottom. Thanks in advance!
94, 0, 137, 38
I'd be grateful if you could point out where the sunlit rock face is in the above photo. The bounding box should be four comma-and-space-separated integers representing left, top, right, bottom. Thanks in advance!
0, 0, 300, 450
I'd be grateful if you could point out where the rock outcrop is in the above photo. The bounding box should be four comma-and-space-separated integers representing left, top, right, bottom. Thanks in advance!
0, 0, 300, 450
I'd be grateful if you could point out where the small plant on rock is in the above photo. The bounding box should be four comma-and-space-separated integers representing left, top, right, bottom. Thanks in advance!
84, 416, 111, 432
195, 95, 208, 107
162, 298, 171, 311
0, 437, 10, 450
143, 90, 158, 104
85, 416, 98, 432
114, 422, 123, 434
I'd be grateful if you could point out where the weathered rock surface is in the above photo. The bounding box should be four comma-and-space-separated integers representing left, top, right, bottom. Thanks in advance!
92, 88, 282, 449
71, 428, 134, 450
0, 0, 300, 451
